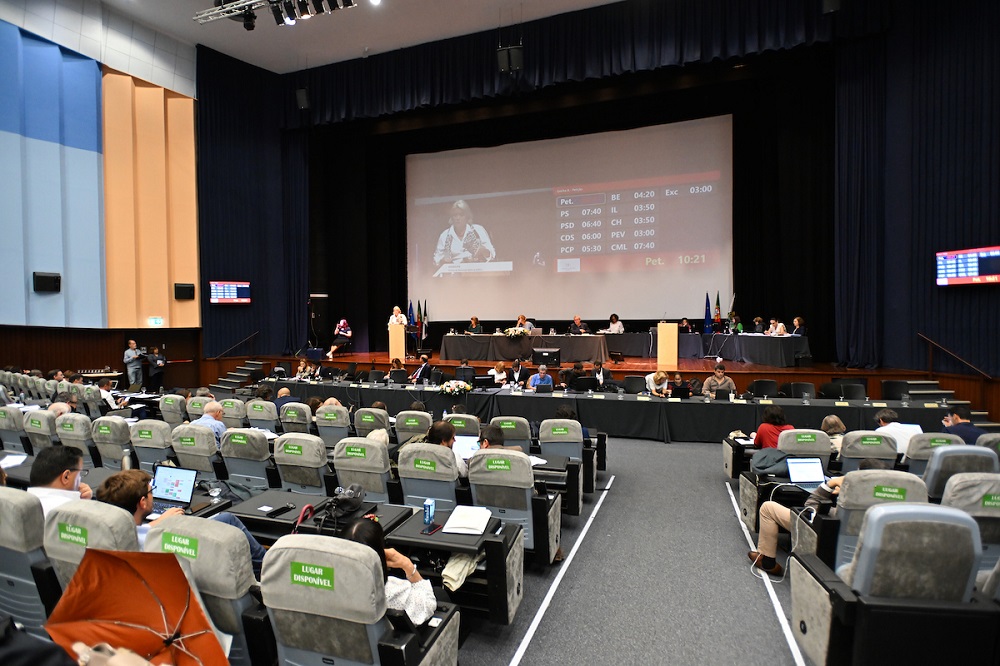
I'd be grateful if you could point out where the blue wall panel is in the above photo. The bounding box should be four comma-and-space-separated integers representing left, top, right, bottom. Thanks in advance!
0, 19, 105, 328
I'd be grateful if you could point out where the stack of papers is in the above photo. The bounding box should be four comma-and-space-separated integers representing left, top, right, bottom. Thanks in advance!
0, 454, 28, 469
442, 506, 493, 535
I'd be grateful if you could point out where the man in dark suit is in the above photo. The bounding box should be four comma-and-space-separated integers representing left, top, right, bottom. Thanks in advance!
273, 387, 296, 411
568, 315, 591, 335
593, 360, 615, 388
410, 354, 432, 383
507, 359, 531, 387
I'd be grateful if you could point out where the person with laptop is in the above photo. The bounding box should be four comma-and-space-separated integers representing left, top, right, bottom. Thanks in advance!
668, 373, 690, 398
27, 446, 93, 517
748, 459, 891, 576
507, 359, 531, 387
190, 400, 227, 447
478, 423, 522, 452
528, 364, 554, 389
753, 405, 794, 449
701, 363, 736, 399
96, 469, 267, 577
97, 377, 128, 411
425, 420, 467, 478
592, 360, 614, 388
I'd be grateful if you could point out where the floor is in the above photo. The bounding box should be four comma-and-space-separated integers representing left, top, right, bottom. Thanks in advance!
454, 438, 801, 665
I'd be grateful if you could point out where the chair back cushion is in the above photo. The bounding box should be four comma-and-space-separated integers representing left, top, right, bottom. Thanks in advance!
55, 413, 93, 443
279, 402, 311, 426
538, 419, 583, 443
906, 433, 964, 461
44, 499, 138, 586
468, 449, 534, 489
490, 416, 531, 441
777, 429, 832, 457
274, 433, 326, 468
840, 430, 898, 460
0, 486, 44, 552
923, 445, 1000, 497
333, 437, 390, 473
316, 405, 350, 427
129, 419, 173, 449
171, 424, 218, 457
221, 428, 271, 461
23, 409, 56, 436
246, 399, 279, 421
397, 442, 458, 481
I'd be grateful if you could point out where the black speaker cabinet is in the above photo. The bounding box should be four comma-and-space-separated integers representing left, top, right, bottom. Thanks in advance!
32, 272, 61, 293
174, 283, 195, 300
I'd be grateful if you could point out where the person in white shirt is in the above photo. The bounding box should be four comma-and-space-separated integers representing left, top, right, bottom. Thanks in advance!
388, 306, 408, 326
27, 446, 92, 517
645, 370, 670, 397
97, 377, 127, 411
874, 408, 923, 457
598, 313, 625, 334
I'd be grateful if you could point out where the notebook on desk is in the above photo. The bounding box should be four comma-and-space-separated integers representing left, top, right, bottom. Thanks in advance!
147, 466, 198, 519
786, 457, 829, 493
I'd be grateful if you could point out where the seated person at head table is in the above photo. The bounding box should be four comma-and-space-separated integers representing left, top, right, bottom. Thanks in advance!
791, 316, 806, 336
766, 318, 787, 336
874, 408, 923, 457
488, 361, 508, 385
748, 458, 892, 576
457, 359, 472, 369
644, 370, 670, 397
702, 363, 737, 399
466, 316, 483, 334
410, 355, 432, 383
326, 318, 353, 358
558, 362, 586, 389
514, 314, 535, 331
941, 404, 989, 444
821, 414, 848, 456
678, 318, 693, 333
96, 469, 267, 578
507, 359, 531, 387
27, 446, 93, 517
752, 317, 765, 333
528, 365, 554, 389
294, 358, 310, 379
731, 314, 744, 333
670, 372, 689, 391
389, 358, 405, 372
343, 516, 438, 625
479, 423, 522, 452
597, 313, 624, 334
568, 315, 591, 335
388, 306, 408, 326
753, 405, 794, 449
433, 199, 496, 265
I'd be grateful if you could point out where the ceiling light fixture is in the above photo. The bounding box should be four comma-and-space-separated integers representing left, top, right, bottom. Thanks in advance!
194, 0, 358, 25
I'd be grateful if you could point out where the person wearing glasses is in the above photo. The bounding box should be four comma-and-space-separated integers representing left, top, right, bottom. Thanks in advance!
26, 446, 93, 517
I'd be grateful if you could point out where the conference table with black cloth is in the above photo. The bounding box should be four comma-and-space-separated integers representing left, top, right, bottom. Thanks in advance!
604, 332, 654, 358
265, 380, 950, 443
439, 333, 609, 363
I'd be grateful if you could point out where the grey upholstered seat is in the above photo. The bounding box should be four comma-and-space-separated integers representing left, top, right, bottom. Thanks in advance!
221, 398, 248, 429
397, 442, 459, 511
922, 445, 1000, 499
221, 428, 273, 495
171, 424, 221, 481
977, 433, 1000, 455
186, 396, 207, 419
831, 469, 929, 570
90, 416, 132, 470
43, 499, 139, 588
444, 413, 480, 437
261, 534, 460, 666
279, 402, 312, 434
538, 418, 583, 462
333, 437, 392, 503
274, 433, 328, 495
941, 472, 1000, 573
316, 405, 351, 449
394, 410, 432, 446
145, 515, 259, 666
23, 409, 58, 455
904, 432, 963, 475
838, 430, 898, 472
246, 399, 279, 431
489, 416, 532, 449
777, 429, 833, 470
0, 404, 30, 454
158, 394, 188, 430
81, 385, 104, 419
129, 419, 174, 472
354, 408, 390, 439
0, 487, 52, 638
56, 412, 99, 468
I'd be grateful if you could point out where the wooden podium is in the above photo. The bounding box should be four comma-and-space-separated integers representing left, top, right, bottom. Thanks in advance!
388, 324, 406, 361
656, 322, 678, 371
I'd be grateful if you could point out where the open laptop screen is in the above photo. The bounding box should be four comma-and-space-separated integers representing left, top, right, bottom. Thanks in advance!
786, 458, 825, 485
452, 435, 481, 460
151, 466, 198, 504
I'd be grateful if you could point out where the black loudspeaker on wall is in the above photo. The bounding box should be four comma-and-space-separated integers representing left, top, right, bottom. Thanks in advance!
32, 272, 61, 293
174, 283, 196, 300
295, 88, 309, 110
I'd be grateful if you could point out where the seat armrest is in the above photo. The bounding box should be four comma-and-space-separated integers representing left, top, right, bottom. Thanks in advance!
387, 478, 404, 504
212, 456, 229, 480
793, 553, 857, 625
241, 601, 278, 666
30, 560, 62, 617
324, 471, 339, 496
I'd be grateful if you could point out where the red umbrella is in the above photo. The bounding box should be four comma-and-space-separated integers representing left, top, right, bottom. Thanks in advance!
45, 549, 227, 666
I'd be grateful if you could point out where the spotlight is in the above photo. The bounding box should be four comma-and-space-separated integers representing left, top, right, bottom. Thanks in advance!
242, 9, 256, 30
270, 1, 285, 25
297, 0, 312, 18
312, 0, 329, 14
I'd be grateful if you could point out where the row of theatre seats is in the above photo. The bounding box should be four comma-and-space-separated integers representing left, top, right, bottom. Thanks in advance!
0, 489, 462, 665
736, 428, 1000, 663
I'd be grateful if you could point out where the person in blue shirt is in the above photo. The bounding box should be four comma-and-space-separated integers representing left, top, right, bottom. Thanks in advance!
942, 405, 988, 444
528, 364, 554, 388
191, 400, 227, 447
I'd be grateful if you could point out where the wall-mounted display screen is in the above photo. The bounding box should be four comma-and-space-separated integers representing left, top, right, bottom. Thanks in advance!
935, 246, 1000, 285
209, 281, 251, 303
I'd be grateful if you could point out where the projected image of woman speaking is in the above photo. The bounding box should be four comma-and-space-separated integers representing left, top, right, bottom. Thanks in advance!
433, 199, 496, 265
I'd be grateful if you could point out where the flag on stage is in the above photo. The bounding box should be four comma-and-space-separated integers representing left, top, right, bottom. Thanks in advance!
416, 301, 423, 342
407, 301, 416, 341
704, 293, 712, 331
714, 292, 722, 323
422, 300, 429, 340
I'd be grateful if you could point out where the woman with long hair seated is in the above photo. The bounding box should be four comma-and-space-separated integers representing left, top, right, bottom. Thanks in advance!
753, 405, 794, 449
342, 517, 438, 625
488, 361, 508, 384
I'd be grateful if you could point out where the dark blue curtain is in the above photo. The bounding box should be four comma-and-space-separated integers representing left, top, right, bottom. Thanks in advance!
281, 0, 886, 129
196, 47, 309, 357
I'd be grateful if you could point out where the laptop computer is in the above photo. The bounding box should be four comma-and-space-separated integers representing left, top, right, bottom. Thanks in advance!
452, 435, 481, 460
670, 386, 690, 399
713, 388, 730, 401
534, 383, 553, 394
147, 466, 199, 519
786, 457, 829, 493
